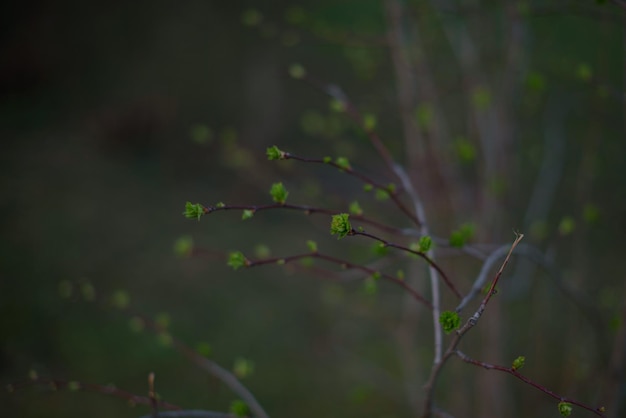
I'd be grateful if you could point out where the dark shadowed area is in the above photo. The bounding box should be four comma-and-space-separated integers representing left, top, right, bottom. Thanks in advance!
1, 1, 625, 418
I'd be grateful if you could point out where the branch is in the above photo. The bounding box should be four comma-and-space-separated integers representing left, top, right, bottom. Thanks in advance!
244, 251, 432, 309
454, 350, 607, 417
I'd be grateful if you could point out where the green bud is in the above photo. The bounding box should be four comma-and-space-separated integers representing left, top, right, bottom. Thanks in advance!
266, 145, 284, 160
230, 400, 249, 417
363, 184, 373, 192
512, 355, 525, 371
306, 240, 318, 252
439, 311, 460, 334
375, 189, 389, 201
242, 209, 255, 220
215, 202, 226, 208
323, 156, 332, 164
228, 251, 248, 270
270, 182, 289, 204
558, 401, 573, 417
449, 223, 475, 248
183, 202, 204, 221
335, 157, 351, 170
418, 235, 432, 252
330, 213, 352, 239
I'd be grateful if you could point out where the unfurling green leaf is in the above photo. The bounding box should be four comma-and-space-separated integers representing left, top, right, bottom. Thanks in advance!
183, 202, 204, 221
558, 401, 573, 417
418, 235, 433, 252
439, 311, 460, 334
512, 355, 525, 371
270, 182, 289, 204
306, 240, 318, 252
242, 209, 255, 220
266, 145, 285, 160
228, 252, 248, 270
330, 213, 352, 239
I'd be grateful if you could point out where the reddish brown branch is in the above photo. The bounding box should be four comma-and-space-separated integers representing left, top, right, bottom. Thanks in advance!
454, 350, 607, 417
246, 251, 432, 309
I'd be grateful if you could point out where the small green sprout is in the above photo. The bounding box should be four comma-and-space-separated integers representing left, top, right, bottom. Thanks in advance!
323, 156, 333, 164
228, 251, 248, 270
215, 201, 226, 208
288, 63, 306, 79
242, 209, 255, 220
230, 400, 249, 417
386, 183, 396, 193
270, 182, 289, 204
349, 201, 363, 216
418, 235, 433, 252
363, 184, 373, 192
254, 244, 270, 258
512, 355, 525, 371
266, 145, 285, 160
558, 401, 573, 417
183, 202, 204, 221
276, 259, 286, 265
330, 213, 352, 239
306, 240, 318, 252
439, 311, 460, 334
335, 157, 351, 170
397, 270, 405, 280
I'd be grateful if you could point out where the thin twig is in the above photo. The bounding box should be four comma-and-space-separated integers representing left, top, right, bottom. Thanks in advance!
246, 251, 432, 309
455, 350, 607, 417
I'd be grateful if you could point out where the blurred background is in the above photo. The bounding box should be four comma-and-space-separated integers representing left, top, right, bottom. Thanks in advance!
1, 1, 625, 417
